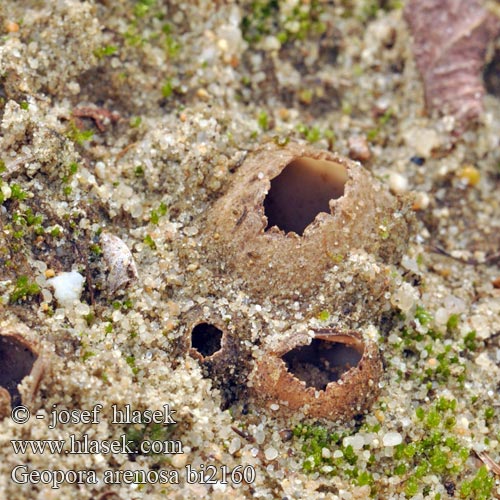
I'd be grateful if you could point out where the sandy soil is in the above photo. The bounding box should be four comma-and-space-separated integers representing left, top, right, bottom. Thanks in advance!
1, 1, 500, 499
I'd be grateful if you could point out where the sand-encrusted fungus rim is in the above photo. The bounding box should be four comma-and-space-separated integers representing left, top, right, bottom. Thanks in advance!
187, 320, 227, 362
0, 332, 46, 418
258, 150, 355, 238
251, 329, 383, 421
204, 141, 413, 301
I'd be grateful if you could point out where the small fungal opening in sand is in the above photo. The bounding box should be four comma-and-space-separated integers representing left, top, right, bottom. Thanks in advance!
264, 157, 348, 235
281, 337, 363, 391
0, 334, 38, 407
191, 323, 223, 358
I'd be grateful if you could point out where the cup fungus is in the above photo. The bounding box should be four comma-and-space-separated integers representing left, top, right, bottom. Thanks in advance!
0, 332, 45, 418
250, 329, 382, 421
185, 315, 245, 409
264, 156, 348, 236
190, 322, 224, 360
204, 141, 413, 301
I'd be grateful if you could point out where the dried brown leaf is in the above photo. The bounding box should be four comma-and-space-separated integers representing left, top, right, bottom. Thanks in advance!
405, 0, 500, 128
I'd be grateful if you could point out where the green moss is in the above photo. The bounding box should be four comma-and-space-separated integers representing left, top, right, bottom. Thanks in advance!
10, 183, 27, 201
67, 121, 94, 145
161, 24, 181, 58
393, 397, 469, 495
149, 202, 167, 225
436, 397, 457, 413
426, 409, 441, 429
296, 123, 322, 143
90, 243, 102, 256
134, 0, 156, 18
69, 162, 79, 175
94, 45, 118, 59
257, 111, 269, 131
273, 135, 290, 147
241, 0, 325, 45
404, 475, 419, 496
126, 355, 139, 375
355, 470, 373, 487
341, 0, 403, 22
415, 305, 433, 326
23, 209, 43, 227
125, 419, 175, 459
50, 226, 62, 238
161, 79, 173, 98
112, 299, 133, 311
393, 463, 406, 475
463, 331, 477, 351
446, 313, 459, 331
10, 275, 41, 303
484, 407, 494, 420
144, 234, 156, 249
82, 351, 96, 362
318, 310, 330, 322
241, 0, 280, 44
459, 466, 494, 499
130, 116, 142, 128
150, 210, 160, 225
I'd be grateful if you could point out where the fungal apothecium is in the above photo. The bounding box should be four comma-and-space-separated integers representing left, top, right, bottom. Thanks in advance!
251, 329, 382, 420
185, 313, 246, 409
192, 142, 414, 420
204, 141, 413, 302
0, 332, 46, 419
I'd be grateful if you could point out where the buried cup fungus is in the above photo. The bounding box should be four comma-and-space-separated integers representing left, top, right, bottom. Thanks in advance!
0, 332, 46, 418
250, 329, 382, 421
183, 312, 247, 409
203, 141, 414, 303
190, 322, 224, 360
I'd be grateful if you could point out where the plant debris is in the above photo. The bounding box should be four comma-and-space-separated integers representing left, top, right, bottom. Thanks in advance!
404, 0, 500, 128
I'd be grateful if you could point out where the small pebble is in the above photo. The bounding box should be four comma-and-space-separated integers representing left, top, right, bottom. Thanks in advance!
457, 165, 480, 186
382, 432, 402, 447
389, 172, 409, 195
348, 135, 371, 162
264, 447, 278, 460
5, 21, 19, 33
343, 434, 365, 450
412, 191, 430, 211
228, 437, 241, 454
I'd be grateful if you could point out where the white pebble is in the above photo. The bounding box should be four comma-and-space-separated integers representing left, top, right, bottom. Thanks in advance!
343, 434, 365, 450
254, 429, 265, 445
389, 172, 409, 195
382, 432, 402, 447
47, 271, 85, 307
403, 127, 441, 157
228, 437, 241, 454
264, 447, 278, 460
